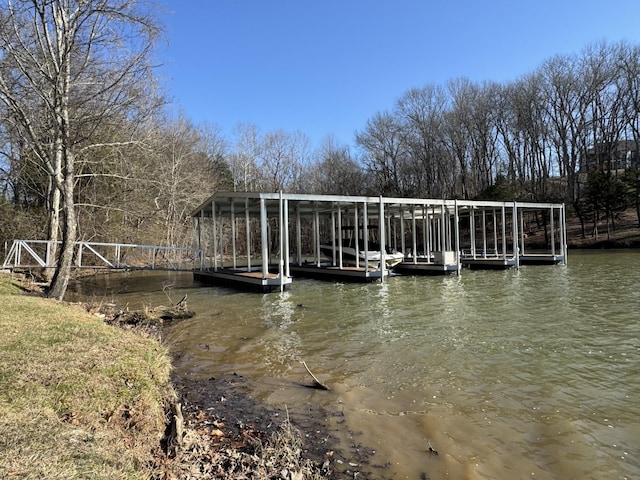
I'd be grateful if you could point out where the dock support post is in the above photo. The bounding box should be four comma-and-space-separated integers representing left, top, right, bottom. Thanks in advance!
400, 207, 406, 259
260, 197, 268, 278
501, 204, 507, 260
482, 210, 487, 258
354, 204, 360, 269
440, 204, 446, 257
363, 202, 369, 271
454, 200, 461, 275
519, 206, 525, 257
245, 198, 251, 271
211, 200, 218, 271
561, 204, 567, 264
330, 210, 336, 266
411, 206, 417, 264
315, 207, 321, 267
231, 200, 237, 270
550, 205, 556, 256
200, 209, 206, 270
284, 197, 290, 278
337, 206, 343, 269
379, 196, 386, 281
279, 191, 284, 291
470, 208, 476, 259
513, 202, 519, 269
422, 207, 427, 260
296, 207, 302, 266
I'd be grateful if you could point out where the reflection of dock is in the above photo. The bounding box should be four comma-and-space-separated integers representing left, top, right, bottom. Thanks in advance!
190, 193, 568, 292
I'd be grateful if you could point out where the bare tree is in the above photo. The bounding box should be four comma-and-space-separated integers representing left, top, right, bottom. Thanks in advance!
355, 111, 410, 196
228, 123, 261, 192
258, 129, 310, 192
396, 84, 454, 197
0, 0, 162, 299
307, 135, 366, 195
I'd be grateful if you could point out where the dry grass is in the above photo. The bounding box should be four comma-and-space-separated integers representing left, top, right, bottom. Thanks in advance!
0, 273, 174, 479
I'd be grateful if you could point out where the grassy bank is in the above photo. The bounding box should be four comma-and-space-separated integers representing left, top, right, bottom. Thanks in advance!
0, 273, 174, 479
0, 273, 331, 479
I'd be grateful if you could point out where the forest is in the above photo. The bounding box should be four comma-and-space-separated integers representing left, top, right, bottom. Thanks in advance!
1, 1, 639, 298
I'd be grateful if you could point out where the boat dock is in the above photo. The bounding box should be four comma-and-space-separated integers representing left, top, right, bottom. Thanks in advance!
191, 193, 567, 292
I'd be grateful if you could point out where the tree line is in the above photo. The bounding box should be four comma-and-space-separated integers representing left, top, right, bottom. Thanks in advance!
1, 1, 639, 299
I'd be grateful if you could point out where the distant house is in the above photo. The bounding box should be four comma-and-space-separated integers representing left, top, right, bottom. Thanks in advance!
581, 140, 639, 172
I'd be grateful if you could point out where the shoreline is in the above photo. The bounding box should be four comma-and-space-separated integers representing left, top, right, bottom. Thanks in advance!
167, 357, 379, 479
2, 272, 373, 479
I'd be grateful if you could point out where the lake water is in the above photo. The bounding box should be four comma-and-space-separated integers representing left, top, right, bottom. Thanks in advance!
67, 250, 639, 479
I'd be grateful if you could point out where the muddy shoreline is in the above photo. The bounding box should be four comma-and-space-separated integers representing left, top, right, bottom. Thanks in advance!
170, 371, 384, 479
104, 304, 384, 479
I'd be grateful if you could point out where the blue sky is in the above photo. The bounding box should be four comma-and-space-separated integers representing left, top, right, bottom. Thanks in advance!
156, 0, 640, 150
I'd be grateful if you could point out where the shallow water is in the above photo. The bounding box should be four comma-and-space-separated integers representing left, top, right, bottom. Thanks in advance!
67, 250, 640, 479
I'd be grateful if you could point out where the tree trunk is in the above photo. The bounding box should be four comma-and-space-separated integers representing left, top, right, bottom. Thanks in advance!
47, 154, 77, 301
44, 159, 63, 281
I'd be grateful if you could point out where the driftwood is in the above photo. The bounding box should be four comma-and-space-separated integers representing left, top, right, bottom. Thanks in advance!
166, 401, 184, 455
302, 361, 330, 391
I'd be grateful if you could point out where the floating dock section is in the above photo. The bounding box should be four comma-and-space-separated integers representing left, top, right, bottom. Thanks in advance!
191, 193, 567, 292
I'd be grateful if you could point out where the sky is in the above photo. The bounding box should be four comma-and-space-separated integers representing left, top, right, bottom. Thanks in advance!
156, 0, 640, 151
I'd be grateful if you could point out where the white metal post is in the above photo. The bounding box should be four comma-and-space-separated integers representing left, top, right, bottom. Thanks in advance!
211, 201, 218, 271
354, 204, 360, 269
231, 200, 237, 269
513, 202, 519, 268
470, 208, 476, 259
260, 197, 268, 278
330, 210, 336, 266
550, 205, 556, 256
454, 200, 461, 274
337, 206, 343, 269
284, 198, 290, 278
245, 198, 251, 271
379, 196, 386, 279
296, 207, 302, 265
411, 206, 417, 263
363, 202, 369, 271
501, 204, 507, 260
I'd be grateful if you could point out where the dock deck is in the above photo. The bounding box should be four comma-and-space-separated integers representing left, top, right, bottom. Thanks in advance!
519, 254, 565, 265
461, 256, 518, 269
194, 269, 292, 293
290, 263, 388, 282
394, 261, 459, 275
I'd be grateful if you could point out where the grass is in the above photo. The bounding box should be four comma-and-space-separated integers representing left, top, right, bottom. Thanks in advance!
0, 273, 174, 480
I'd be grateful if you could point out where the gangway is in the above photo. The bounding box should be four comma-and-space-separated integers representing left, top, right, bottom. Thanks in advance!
2, 240, 203, 272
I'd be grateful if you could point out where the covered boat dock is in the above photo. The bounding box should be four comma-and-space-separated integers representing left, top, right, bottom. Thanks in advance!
191, 193, 567, 292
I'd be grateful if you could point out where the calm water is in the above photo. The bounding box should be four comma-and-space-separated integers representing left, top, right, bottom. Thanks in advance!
67, 251, 640, 480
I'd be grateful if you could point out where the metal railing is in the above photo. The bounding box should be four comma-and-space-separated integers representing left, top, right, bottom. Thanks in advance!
2, 240, 203, 271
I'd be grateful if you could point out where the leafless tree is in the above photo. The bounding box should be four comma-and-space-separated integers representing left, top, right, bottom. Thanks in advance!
228, 123, 261, 192
307, 135, 366, 195
396, 84, 454, 197
0, 0, 162, 299
356, 111, 410, 196
258, 129, 310, 192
